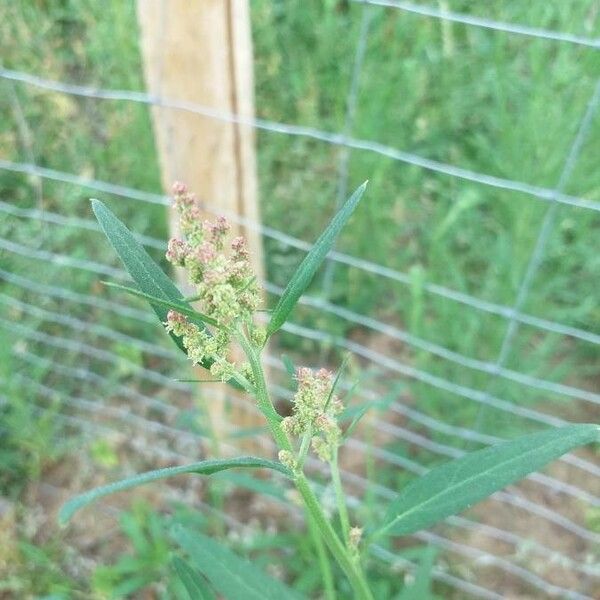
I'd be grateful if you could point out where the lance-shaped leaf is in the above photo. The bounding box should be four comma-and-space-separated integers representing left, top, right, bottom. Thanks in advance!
267, 182, 367, 337
172, 526, 306, 600
395, 546, 438, 600
172, 557, 216, 600
378, 424, 600, 537
324, 354, 349, 411
342, 405, 371, 441
92, 200, 251, 391
91, 199, 198, 355
59, 457, 291, 525
281, 354, 297, 381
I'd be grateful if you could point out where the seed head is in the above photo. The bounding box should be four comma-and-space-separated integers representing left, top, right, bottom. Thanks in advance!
278, 450, 297, 472
285, 367, 344, 461
311, 436, 333, 462
249, 325, 266, 348
166, 238, 189, 266
163, 183, 264, 381
172, 181, 187, 196
349, 526, 363, 550
165, 310, 195, 337
209, 359, 235, 381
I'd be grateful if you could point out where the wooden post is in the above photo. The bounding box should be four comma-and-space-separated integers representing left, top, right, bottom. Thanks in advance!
137, 0, 265, 453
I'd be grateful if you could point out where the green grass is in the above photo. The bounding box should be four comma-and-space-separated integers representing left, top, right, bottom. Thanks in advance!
251, 0, 600, 436
0, 1, 599, 597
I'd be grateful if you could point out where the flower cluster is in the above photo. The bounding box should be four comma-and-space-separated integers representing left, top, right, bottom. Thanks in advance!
282, 367, 343, 461
164, 182, 263, 380
165, 309, 235, 380
349, 526, 363, 557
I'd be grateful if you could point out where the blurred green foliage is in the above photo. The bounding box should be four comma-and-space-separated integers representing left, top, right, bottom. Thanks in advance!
0, 0, 599, 597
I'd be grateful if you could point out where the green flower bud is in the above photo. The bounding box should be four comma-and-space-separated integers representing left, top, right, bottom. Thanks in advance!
349, 526, 363, 551
278, 450, 297, 472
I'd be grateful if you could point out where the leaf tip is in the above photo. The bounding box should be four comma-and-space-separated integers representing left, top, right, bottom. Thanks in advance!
57, 503, 74, 528
90, 198, 104, 216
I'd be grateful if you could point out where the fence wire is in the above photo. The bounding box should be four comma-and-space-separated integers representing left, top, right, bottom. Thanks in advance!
2, 68, 600, 214
1, 3, 599, 599
353, 0, 600, 49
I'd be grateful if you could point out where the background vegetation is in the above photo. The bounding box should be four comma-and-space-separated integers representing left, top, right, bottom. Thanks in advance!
0, 1, 598, 598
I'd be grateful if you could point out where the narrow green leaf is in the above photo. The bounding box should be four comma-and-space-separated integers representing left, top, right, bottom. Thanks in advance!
340, 394, 394, 441
379, 424, 599, 537
102, 280, 219, 327
394, 546, 439, 600
59, 457, 291, 525
342, 405, 370, 441
324, 354, 349, 411
92, 199, 251, 392
172, 526, 305, 600
91, 199, 197, 356
172, 557, 216, 600
267, 182, 368, 336
281, 354, 296, 380
92, 200, 250, 391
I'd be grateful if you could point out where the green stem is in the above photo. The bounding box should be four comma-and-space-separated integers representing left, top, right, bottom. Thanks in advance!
237, 331, 289, 450
295, 475, 374, 600
298, 428, 338, 600
238, 330, 373, 599
331, 446, 351, 545
226, 366, 255, 396
297, 428, 312, 469
183, 292, 202, 302
306, 506, 336, 600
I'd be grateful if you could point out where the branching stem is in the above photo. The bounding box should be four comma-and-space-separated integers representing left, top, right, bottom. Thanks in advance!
331, 446, 351, 546
237, 328, 373, 600
306, 507, 336, 600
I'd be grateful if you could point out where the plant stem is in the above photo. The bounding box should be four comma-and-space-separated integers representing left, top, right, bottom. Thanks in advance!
365, 414, 377, 523
297, 428, 312, 469
306, 507, 336, 600
237, 331, 289, 450
295, 474, 374, 600
238, 330, 373, 599
183, 292, 202, 302
331, 446, 351, 545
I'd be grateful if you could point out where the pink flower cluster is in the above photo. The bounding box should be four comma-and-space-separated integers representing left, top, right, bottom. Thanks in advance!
163, 182, 263, 380
282, 367, 343, 461
166, 182, 261, 324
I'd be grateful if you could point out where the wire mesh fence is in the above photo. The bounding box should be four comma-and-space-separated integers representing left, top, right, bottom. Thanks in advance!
1, 2, 599, 598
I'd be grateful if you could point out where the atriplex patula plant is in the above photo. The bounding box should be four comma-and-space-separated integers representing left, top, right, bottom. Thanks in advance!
59, 182, 599, 599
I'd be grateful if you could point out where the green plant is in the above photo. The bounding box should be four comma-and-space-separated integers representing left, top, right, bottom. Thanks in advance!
58, 183, 599, 599
0, 535, 82, 599
92, 502, 187, 599
0, 352, 66, 499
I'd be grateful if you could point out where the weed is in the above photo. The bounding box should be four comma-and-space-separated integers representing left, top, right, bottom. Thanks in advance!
57, 183, 599, 599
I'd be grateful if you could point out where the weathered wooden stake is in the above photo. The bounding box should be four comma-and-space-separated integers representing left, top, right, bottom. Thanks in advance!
137, 0, 265, 452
